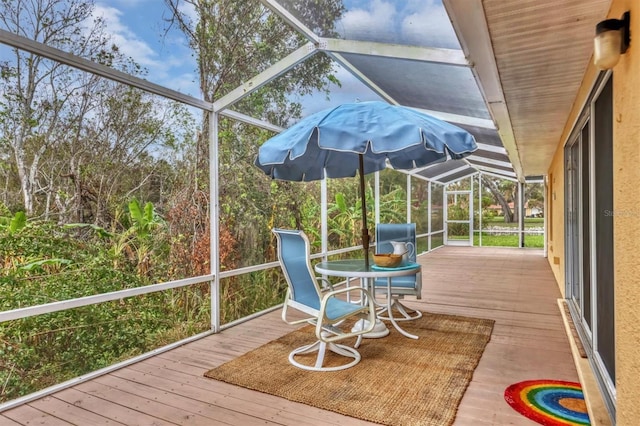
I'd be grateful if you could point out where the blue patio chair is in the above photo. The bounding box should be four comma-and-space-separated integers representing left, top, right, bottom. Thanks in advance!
273, 228, 377, 371
374, 223, 423, 321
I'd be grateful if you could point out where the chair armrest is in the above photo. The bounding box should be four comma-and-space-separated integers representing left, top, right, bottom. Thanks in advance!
320, 285, 371, 300
316, 277, 335, 292
316, 287, 376, 342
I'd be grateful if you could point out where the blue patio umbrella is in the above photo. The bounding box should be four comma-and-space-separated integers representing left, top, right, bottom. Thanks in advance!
255, 101, 477, 267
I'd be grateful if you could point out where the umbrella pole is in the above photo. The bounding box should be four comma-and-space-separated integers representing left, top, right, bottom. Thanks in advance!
359, 154, 370, 269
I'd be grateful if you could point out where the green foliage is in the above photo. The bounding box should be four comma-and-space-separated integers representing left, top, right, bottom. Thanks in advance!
483, 217, 544, 227
447, 204, 470, 237
220, 270, 287, 324
0, 211, 26, 234
9, 212, 26, 234
18, 258, 72, 272
1, 0, 351, 406
127, 199, 159, 238
0, 293, 210, 402
474, 232, 544, 248
63, 223, 113, 239
0, 200, 212, 402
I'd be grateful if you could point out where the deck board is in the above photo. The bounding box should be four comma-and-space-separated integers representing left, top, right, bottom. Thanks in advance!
2, 404, 71, 426
1, 246, 576, 425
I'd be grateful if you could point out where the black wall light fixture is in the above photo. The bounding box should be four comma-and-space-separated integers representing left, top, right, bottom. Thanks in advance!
594, 11, 631, 70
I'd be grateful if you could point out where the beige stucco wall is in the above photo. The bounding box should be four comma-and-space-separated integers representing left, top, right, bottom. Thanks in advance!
546, 1, 640, 424
610, 1, 640, 425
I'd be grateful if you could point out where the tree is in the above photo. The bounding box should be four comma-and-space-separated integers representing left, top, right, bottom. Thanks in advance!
524, 182, 544, 216
54, 87, 189, 226
0, 0, 190, 222
481, 176, 515, 223
0, 0, 105, 215
164, 0, 345, 266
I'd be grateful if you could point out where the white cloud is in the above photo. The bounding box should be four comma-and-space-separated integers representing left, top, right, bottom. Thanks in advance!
93, 4, 159, 69
338, 0, 397, 42
400, 3, 460, 49
91, 2, 199, 97
337, 0, 459, 48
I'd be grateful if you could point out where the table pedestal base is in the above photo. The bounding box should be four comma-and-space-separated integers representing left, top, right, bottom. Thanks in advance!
351, 318, 389, 338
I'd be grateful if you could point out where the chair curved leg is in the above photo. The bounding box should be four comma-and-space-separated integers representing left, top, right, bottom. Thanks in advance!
289, 340, 361, 371
354, 334, 363, 349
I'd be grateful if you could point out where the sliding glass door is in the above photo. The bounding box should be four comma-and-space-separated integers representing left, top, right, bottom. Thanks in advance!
564, 73, 615, 418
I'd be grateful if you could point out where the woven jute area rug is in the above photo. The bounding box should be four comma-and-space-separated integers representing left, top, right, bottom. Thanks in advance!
204, 312, 495, 426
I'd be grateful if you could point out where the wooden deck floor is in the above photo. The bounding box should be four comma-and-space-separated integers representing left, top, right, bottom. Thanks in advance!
1, 246, 578, 425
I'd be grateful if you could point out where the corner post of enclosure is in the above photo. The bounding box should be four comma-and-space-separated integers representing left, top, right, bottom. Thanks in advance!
210, 111, 220, 332
443, 182, 448, 244
478, 173, 483, 247
406, 174, 411, 223
543, 175, 548, 257
470, 174, 475, 246
518, 180, 524, 248
321, 177, 328, 259
375, 171, 380, 225
427, 181, 432, 251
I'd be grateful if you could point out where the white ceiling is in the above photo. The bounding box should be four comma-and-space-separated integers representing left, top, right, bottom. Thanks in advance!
448, 0, 611, 177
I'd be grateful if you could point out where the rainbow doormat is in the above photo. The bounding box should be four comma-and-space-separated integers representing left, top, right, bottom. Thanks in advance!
504, 380, 590, 425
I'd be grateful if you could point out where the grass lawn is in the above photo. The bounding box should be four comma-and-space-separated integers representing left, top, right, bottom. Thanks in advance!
447, 216, 545, 248
474, 232, 544, 248
482, 217, 544, 228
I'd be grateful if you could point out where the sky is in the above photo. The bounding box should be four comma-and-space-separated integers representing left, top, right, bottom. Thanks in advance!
93, 0, 199, 96
92, 0, 457, 115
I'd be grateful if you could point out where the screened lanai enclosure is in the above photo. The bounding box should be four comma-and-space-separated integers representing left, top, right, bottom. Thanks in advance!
2, 0, 611, 420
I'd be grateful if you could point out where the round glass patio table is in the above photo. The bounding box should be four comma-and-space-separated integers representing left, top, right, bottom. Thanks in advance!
315, 259, 422, 339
